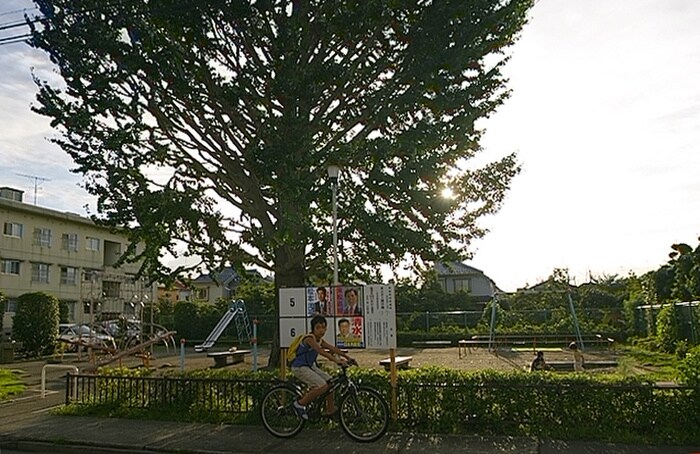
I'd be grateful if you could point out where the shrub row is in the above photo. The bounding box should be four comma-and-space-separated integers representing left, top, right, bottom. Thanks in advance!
62, 365, 700, 445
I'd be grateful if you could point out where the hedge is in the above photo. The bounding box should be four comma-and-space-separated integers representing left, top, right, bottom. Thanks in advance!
62, 366, 700, 445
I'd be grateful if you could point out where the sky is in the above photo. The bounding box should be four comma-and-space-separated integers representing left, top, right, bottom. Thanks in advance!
1, 0, 699, 292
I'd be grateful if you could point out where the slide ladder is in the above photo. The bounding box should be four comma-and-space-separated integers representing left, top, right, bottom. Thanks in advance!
194, 299, 251, 352
232, 299, 253, 345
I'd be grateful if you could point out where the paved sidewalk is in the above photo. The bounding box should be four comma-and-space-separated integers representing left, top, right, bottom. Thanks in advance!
1, 407, 700, 454
1, 356, 699, 454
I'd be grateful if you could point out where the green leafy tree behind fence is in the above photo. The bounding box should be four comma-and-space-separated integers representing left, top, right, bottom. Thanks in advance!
12, 292, 60, 357
28, 1, 535, 367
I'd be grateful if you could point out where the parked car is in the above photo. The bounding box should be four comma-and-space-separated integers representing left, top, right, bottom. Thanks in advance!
101, 319, 141, 346
101, 319, 174, 349
57, 323, 117, 352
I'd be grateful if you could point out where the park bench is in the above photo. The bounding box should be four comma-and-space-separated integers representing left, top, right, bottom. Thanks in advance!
379, 356, 413, 371
411, 340, 452, 348
458, 339, 492, 358
135, 351, 154, 367
546, 360, 618, 371
468, 334, 615, 349
207, 349, 251, 368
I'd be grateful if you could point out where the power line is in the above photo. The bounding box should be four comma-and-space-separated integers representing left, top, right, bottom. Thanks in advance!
0, 33, 31, 45
0, 6, 38, 18
0, 16, 43, 32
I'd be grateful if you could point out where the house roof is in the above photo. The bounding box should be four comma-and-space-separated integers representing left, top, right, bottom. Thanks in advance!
192, 267, 239, 286
191, 267, 265, 287
435, 261, 485, 276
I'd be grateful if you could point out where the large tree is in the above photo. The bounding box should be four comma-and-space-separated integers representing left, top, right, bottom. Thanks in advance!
28, 0, 532, 288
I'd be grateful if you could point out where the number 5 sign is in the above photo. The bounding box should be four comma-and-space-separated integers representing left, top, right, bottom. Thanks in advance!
279, 288, 306, 317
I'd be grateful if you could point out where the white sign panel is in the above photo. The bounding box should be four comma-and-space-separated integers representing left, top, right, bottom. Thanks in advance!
278, 284, 394, 350
279, 318, 308, 348
279, 288, 307, 317
363, 284, 396, 349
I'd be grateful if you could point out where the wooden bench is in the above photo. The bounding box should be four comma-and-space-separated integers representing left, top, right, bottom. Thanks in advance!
135, 351, 154, 367
458, 339, 492, 358
379, 356, 413, 371
411, 340, 452, 348
547, 360, 617, 371
207, 349, 251, 368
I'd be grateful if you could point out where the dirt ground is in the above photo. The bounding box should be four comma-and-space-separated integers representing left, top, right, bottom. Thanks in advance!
58, 344, 621, 373
1, 344, 622, 394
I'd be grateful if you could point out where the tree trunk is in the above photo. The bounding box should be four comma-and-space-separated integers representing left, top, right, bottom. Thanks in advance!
267, 245, 306, 368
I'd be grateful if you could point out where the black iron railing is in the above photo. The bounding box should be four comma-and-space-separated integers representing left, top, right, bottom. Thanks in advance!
64, 373, 700, 443
66, 374, 272, 417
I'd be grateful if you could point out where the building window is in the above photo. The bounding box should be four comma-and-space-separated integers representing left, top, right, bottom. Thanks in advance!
4, 299, 18, 313
31, 263, 50, 283
103, 281, 121, 298
83, 269, 100, 281
0, 188, 23, 202
0, 259, 20, 275
60, 266, 78, 285
62, 300, 77, 320
86, 237, 100, 251
61, 233, 79, 251
33, 227, 52, 247
194, 288, 209, 301
3, 222, 23, 237
453, 278, 471, 293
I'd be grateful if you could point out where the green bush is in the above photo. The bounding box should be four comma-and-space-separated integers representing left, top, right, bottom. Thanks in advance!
395, 367, 699, 444
656, 304, 681, 352
63, 365, 700, 445
678, 345, 700, 386
12, 292, 60, 357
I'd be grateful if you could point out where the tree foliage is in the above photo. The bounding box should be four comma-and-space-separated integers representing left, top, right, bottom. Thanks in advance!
29, 0, 533, 287
12, 292, 60, 357
655, 304, 680, 353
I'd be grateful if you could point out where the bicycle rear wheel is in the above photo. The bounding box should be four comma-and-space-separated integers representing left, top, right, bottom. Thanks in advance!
260, 385, 305, 438
338, 386, 389, 442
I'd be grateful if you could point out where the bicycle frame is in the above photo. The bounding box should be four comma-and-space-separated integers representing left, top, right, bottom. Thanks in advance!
261, 361, 389, 442
287, 363, 357, 422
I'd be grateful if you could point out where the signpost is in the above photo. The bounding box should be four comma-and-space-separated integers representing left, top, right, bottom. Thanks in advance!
278, 284, 398, 418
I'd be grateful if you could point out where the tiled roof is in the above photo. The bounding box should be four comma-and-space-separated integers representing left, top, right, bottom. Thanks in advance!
435, 261, 485, 276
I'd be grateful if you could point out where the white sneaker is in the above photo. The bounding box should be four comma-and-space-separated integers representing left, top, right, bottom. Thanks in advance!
293, 401, 308, 420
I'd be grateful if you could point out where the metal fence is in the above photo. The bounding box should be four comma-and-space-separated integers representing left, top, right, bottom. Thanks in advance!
64, 373, 700, 440
67, 374, 272, 419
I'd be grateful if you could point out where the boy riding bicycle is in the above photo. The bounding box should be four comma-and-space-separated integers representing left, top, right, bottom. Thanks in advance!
291, 315, 354, 419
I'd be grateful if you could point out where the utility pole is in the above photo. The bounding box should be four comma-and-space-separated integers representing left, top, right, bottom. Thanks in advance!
16, 173, 51, 205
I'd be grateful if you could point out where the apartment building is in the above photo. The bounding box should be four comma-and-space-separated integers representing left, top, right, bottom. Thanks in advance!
0, 187, 153, 339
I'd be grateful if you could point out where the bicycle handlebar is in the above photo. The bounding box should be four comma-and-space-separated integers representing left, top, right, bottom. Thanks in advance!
340, 358, 358, 368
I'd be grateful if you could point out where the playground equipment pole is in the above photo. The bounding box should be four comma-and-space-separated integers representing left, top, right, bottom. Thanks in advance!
252, 319, 258, 372
328, 165, 340, 285
180, 338, 186, 371
567, 292, 585, 350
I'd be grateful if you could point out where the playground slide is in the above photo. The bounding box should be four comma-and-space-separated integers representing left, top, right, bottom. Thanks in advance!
194, 306, 239, 352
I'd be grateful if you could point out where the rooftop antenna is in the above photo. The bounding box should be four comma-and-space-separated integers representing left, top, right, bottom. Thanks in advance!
16, 173, 51, 205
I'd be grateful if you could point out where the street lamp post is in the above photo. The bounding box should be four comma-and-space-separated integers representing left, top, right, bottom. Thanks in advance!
327, 165, 340, 285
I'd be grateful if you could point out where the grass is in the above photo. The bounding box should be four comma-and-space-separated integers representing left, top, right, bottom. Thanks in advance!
615, 345, 681, 382
0, 368, 26, 400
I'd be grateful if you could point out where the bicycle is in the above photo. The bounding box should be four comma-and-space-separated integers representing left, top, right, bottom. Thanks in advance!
260, 359, 389, 442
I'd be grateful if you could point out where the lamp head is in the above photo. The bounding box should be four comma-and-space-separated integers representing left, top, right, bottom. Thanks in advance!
327, 165, 340, 181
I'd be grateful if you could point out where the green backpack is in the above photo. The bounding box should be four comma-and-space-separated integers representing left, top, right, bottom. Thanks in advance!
287, 333, 314, 366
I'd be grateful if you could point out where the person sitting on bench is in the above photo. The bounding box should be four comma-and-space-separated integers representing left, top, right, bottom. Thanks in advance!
529, 351, 552, 372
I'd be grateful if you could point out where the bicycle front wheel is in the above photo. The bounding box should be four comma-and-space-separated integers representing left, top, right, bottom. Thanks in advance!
338, 386, 389, 442
260, 385, 305, 438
